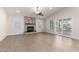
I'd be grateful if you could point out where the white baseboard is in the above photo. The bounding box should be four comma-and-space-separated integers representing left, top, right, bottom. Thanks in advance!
7, 32, 24, 35
46, 32, 79, 40
0, 35, 7, 42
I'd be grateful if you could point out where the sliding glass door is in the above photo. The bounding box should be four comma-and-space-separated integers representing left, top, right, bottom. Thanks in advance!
63, 18, 72, 35
56, 18, 72, 36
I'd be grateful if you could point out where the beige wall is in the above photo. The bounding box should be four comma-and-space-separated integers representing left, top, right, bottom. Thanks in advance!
45, 7, 79, 39
0, 8, 8, 41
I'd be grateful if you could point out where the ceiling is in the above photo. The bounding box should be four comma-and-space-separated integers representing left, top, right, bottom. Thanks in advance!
5, 7, 64, 19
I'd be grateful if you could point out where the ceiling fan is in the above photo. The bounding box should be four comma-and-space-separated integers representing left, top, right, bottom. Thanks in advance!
35, 7, 44, 16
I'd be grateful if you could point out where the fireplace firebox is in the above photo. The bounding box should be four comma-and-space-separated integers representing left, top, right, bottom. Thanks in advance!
27, 26, 34, 32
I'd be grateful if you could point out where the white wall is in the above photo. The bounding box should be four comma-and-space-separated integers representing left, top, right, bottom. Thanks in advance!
36, 19, 44, 32
0, 8, 8, 41
45, 7, 79, 39
8, 16, 45, 35
45, 18, 55, 34
8, 15, 24, 35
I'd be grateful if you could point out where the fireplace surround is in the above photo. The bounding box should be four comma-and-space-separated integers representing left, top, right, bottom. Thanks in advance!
24, 16, 36, 32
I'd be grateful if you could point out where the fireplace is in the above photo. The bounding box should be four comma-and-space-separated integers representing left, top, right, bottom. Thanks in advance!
27, 26, 34, 32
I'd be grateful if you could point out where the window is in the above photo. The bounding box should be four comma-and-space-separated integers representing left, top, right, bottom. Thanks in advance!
50, 20, 54, 29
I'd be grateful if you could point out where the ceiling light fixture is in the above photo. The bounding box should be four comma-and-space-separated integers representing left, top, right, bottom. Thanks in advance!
32, 7, 44, 16
32, 7, 41, 13
35, 11, 40, 14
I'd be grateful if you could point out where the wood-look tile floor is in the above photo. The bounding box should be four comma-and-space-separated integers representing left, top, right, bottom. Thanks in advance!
0, 32, 79, 52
